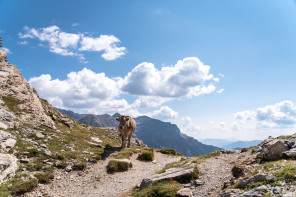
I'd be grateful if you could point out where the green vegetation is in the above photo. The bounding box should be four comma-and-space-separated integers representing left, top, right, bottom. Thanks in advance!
132, 180, 181, 197
107, 160, 133, 173
0, 178, 38, 196
278, 135, 293, 140
114, 147, 141, 159
232, 165, 244, 178
138, 149, 154, 161
159, 148, 182, 156
277, 163, 296, 181
199, 150, 220, 159
241, 148, 249, 153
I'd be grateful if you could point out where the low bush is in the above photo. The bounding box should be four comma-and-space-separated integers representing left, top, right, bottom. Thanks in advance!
160, 148, 177, 155
138, 150, 154, 161
232, 165, 244, 178
132, 180, 181, 197
107, 160, 132, 173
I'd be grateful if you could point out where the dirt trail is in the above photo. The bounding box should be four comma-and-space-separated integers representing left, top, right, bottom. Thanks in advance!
193, 153, 239, 197
27, 152, 180, 197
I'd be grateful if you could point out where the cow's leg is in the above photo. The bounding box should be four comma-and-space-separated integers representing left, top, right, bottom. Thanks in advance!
127, 134, 131, 148
121, 135, 125, 148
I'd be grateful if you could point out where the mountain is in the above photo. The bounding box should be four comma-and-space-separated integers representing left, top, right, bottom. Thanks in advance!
222, 140, 262, 150
57, 108, 117, 127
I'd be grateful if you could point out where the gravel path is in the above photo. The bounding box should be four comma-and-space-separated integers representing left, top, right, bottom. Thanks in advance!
27, 152, 180, 197
193, 154, 239, 197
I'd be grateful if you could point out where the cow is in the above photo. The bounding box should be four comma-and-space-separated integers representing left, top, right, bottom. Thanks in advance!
116, 115, 136, 148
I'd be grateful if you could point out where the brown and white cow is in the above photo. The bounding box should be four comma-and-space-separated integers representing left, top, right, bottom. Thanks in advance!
116, 115, 136, 148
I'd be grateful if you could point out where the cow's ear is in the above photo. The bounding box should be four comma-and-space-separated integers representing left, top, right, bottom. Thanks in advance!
126, 116, 130, 121
116, 117, 120, 121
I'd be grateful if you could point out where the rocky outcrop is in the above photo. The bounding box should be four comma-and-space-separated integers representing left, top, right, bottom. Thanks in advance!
0, 49, 55, 129
0, 130, 16, 152
256, 134, 296, 161
140, 167, 195, 188
238, 174, 275, 188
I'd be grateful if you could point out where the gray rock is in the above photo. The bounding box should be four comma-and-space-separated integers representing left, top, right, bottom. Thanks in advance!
36, 132, 45, 138
177, 188, 192, 197
239, 185, 267, 197
0, 121, 7, 129
0, 153, 18, 183
91, 137, 102, 143
283, 148, 296, 158
238, 174, 275, 188
273, 186, 281, 194
263, 140, 289, 161
65, 165, 72, 172
140, 167, 195, 188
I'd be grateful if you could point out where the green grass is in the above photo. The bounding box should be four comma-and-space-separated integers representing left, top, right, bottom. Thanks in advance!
160, 148, 177, 155
138, 149, 154, 161
132, 180, 181, 197
277, 163, 296, 181
107, 160, 133, 173
199, 150, 221, 159
0, 178, 38, 196
278, 135, 293, 140
35, 169, 54, 184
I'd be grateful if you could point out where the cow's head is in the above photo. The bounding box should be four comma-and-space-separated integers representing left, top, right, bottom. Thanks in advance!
116, 115, 130, 130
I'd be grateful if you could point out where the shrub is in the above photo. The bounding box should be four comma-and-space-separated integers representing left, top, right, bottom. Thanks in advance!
277, 164, 296, 181
160, 148, 177, 155
35, 171, 54, 184
241, 148, 248, 153
232, 165, 244, 178
138, 150, 154, 161
73, 162, 86, 171
107, 160, 132, 173
132, 180, 181, 197
11, 179, 38, 195
27, 148, 39, 157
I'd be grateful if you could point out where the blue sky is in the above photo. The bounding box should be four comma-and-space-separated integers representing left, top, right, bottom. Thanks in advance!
1, 0, 296, 140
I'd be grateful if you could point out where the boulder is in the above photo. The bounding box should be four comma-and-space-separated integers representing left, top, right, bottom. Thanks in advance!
238, 174, 275, 188
239, 185, 267, 197
263, 140, 289, 161
140, 167, 195, 188
283, 148, 296, 158
0, 153, 18, 183
219, 189, 242, 197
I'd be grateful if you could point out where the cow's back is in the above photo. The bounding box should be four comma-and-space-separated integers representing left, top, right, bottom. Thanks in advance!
127, 117, 136, 133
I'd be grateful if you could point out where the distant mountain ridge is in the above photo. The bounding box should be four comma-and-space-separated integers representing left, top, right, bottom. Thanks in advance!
201, 139, 261, 150
57, 108, 117, 127
56, 109, 221, 156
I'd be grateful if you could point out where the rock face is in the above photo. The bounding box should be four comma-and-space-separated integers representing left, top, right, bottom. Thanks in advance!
256, 135, 296, 161
140, 167, 195, 189
0, 49, 55, 129
0, 153, 18, 184
238, 174, 275, 188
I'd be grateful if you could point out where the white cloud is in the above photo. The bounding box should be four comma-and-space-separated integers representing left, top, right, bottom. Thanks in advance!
121, 57, 215, 98
235, 100, 296, 128
217, 88, 224, 94
177, 116, 201, 135
18, 41, 28, 45
213, 77, 219, 82
218, 73, 224, 77
19, 25, 126, 61
149, 106, 178, 120
72, 23, 80, 27
2, 47, 11, 54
